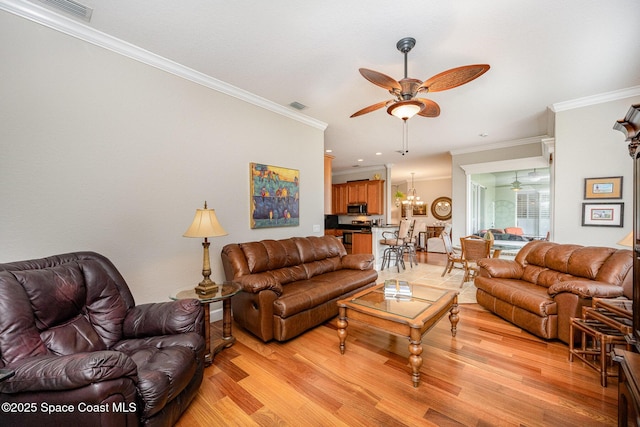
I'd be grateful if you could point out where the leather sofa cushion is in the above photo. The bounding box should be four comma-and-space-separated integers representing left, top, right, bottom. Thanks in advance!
1, 259, 130, 363
511, 242, 631, 288
241, 239, 302, 273
475, 277, 557, 317
124, 344, 197, 418
274, 269, 378, 318
294, 236, 345, 263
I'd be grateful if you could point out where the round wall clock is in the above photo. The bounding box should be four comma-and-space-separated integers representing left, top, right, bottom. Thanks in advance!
431, 197, 452, 220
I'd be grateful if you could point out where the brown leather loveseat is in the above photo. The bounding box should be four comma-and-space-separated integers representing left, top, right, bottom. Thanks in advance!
475, 241, 633, 344
222, 235, 377, 342
0, 252, 205, 427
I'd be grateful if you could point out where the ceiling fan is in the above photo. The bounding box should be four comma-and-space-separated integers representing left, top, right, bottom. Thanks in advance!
350, 37, 490, 120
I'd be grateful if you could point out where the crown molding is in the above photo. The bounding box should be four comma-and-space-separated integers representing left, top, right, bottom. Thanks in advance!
449, 135, 550, 156
459, 156, 549, 175
0, 0, 328, 131
550, 86, 640, 112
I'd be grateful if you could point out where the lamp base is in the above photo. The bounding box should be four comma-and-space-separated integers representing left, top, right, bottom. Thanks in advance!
194, 280, 218, 298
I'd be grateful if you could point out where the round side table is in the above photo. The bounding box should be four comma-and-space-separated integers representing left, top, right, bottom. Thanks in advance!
171, 282, 241, 365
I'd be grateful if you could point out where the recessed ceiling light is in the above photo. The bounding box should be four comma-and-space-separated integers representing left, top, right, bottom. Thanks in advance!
325, 149, 333, 153
375, 152, 382, 156
479, 132, 489, 137
357, 159, 364, 162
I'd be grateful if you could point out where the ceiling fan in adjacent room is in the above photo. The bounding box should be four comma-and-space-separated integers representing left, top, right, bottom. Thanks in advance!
350, 37, 490, 121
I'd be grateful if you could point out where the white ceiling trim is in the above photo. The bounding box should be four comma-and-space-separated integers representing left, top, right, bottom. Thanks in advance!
0, 0, 328, 131
459, 156, 550, 175
449, 135, 550, 156
550, 86, 640, 112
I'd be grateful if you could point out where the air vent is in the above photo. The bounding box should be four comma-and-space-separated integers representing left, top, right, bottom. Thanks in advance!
289, 101, 307, 111
38, 0, 93, 22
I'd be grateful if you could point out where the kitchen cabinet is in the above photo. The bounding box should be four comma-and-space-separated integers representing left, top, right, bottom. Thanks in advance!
331, 180, 384, 215
352, 232, 373, 255
347, 181, 368, 204
366, 180, 384, 215
332, 184, 349, 215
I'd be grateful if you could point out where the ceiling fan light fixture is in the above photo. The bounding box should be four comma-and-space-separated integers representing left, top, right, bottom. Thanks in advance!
387, 100, 424, 120
528, 168, 542, 181
511, 172, 521, 191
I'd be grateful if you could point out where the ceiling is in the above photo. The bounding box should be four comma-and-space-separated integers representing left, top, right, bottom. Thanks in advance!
15, 0, 640, 183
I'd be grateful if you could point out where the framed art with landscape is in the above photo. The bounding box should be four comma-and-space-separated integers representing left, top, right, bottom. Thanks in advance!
581, 202, 624, 227
250, 163, 299, 229
584, 176, 622, 199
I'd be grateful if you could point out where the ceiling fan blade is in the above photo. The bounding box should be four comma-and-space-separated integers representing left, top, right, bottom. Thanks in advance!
415, 99, 440, 117
419, 64, 490, 93
350, 100, 390, 118
359, 68, 402, 92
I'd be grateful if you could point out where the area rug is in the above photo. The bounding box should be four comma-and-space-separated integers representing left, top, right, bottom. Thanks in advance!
376, 262, 477, 304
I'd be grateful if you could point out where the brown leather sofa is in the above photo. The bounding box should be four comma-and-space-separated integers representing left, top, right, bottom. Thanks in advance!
221, 235, 378, 342
0, 252, 205, 427
475, 241, 633, 344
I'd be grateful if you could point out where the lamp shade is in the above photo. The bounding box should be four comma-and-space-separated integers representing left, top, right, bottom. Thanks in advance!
387, 100, 425, 120
618, 231, 633, 247
183, 207, 228, 238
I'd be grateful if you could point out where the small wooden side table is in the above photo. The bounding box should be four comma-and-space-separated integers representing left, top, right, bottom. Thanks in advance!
172, 282, 241, 366
569, 298, 633, 387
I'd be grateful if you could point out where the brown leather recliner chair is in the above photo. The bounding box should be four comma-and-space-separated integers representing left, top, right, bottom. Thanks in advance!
0, 252, 205, 427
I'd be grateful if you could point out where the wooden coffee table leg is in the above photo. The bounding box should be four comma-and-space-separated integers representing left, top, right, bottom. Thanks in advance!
449, 297, 459, 337
409, 328, 423, 388
337, 307, 348, 355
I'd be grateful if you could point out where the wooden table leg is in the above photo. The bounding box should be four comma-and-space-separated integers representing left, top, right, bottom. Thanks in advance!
210, 297, 236, 361
337, 307, 348, 355
409, 328, 423, 388
449, 297, 459, 337
202, 301, 212, 366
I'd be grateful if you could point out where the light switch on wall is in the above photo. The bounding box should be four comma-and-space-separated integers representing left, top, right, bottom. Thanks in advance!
313, 224, 321, 232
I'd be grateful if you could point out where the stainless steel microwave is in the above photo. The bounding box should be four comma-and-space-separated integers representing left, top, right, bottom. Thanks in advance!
347, 203, 367, 215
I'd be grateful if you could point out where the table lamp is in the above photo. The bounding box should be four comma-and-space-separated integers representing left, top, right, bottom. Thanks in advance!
183, 202, 228, 297
618, 231, 634, 247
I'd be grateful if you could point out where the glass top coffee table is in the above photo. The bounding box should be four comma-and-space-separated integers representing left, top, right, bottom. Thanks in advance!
337, 283, 459, 387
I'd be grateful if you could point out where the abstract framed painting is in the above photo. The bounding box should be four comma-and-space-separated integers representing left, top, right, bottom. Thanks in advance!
250, 163, 299, 229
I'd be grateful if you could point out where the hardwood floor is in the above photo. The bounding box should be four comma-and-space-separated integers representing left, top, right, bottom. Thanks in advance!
176, 253, 619, 426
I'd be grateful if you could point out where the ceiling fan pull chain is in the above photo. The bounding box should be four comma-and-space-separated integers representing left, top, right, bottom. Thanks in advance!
402, 120, 409, 155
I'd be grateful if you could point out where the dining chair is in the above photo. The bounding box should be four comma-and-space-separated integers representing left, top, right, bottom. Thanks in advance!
459, 235, 492, 286
441, 232, 464, 277
380, 219, 411, 272
401, 219, 418, 268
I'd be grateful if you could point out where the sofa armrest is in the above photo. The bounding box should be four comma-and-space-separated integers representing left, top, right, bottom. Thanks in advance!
341, 254, 374, 270
124, 299, 202, 338
548, 280, 624, 299
234, 273, 283, 296
477, 258, 524, 279
0, 351, 137, 394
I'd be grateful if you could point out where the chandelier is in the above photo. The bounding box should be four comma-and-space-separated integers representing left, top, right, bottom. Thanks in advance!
402, 173, 424, 211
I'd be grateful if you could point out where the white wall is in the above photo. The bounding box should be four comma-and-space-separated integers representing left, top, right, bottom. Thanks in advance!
0, 12, 325, 304
554, 96, 640, 246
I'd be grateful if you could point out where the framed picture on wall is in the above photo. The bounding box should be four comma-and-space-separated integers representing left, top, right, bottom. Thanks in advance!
581, 202, 624, 227
249, 163, 299, 229
402, 203, 428, 217
584, 176, 623, 199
